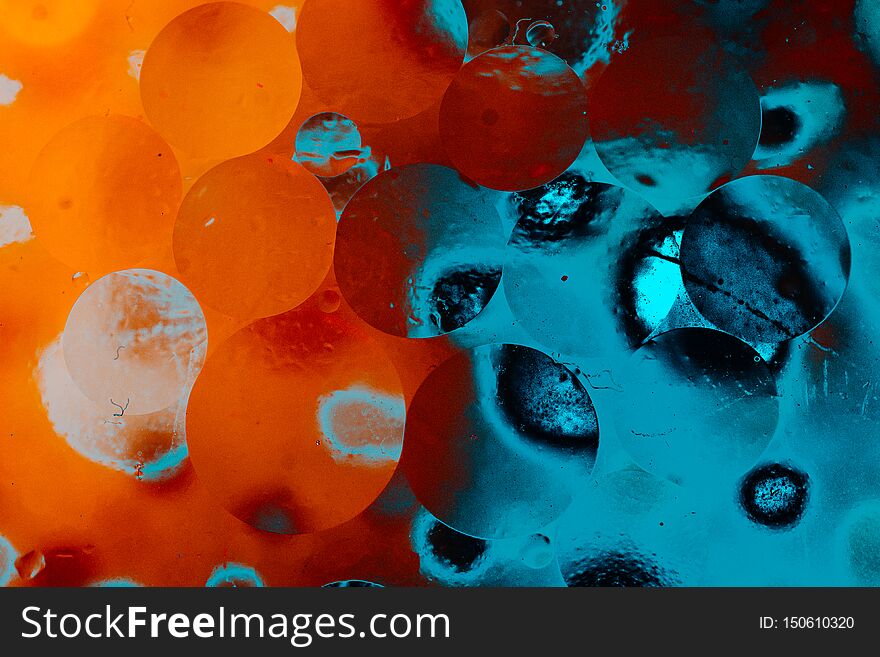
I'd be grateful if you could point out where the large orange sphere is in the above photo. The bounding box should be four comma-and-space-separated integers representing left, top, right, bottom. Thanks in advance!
140, 2, 302, 158
25, 115, 182, 273
186, 299, 405, 534
172, 154, 336, 319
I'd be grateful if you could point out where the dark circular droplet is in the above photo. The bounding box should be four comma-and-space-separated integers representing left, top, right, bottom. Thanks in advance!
494, 344, 598, 454
739, 463, 809, 530
429, 266, 502, 333
426, 518, 489, 573
566, 549, 676, 587
759, 106, 799, 148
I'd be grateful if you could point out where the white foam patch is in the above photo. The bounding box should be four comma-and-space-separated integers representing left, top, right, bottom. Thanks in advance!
127, 50, 145, 80
0, 205, 33, 247
34, 334, 189, 480
270, 5, 298, 32
0, 74, 22, 106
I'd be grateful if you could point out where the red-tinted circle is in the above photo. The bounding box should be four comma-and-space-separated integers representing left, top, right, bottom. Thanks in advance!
439, 45, 588, 191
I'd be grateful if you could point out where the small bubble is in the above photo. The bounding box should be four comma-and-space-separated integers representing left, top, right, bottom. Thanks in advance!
318, 288, 342, 313
526, 21, 556, 48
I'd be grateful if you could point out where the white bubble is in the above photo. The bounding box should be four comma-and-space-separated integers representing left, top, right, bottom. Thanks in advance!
62, 269, 207, 416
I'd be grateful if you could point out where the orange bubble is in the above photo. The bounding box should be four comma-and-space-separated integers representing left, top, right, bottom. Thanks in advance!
140, 2, 302, 159
0, 0, 99, 46
172, 154, 336, 319
25, 115, 182, 274
296, 0, 467, 124
186, 300, 405, 534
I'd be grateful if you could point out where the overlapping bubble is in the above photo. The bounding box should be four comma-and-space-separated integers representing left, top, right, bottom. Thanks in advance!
401, 344, 599, 539
1, 0, 877, 589
335, 164, 505, 338
186, 298, 405, 534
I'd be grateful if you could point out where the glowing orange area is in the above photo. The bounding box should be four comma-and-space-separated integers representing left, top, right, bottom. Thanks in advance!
25, 115, 182, 274
0, 0, 99, 46
172, 153, 336, 319
140, 1, 302, 158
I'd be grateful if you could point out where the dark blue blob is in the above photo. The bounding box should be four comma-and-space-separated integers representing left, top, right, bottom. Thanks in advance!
494, 344, 599, 454
429, 266, 502, 333
759, 106, 799, 148
566, 550, 676, 587
739, 463, 809, 530
509, 171, 607, 245
426, 518, 489, 573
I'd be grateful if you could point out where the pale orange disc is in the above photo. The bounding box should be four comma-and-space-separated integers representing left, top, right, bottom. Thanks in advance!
25, 115, 182, 274
139, 1, 302, 159
172, 153, 336, 319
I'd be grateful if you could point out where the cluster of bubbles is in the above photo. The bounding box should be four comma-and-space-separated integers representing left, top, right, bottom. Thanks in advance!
2, 0, 879, 587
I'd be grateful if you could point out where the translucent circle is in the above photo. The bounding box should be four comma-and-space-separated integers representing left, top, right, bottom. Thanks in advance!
555, 468, 705, 586
0, 535, 17, 587
186, 300, 405, 534
26, 115, 182, 273
172, 154, 336, 320
0, 0, 98, 46
409, 508, 560, 585
837, 500, 880, 585
317, 289, 342, 314
36, 334, 191, 480
526, 20, 556, 48
466, 9, 509, 58
335, 164, 505, 337
401, 344, 599, 539
206, 563, 264, 587
589, 35, 761, 202
62, 269, 207, 417
140, 2, 302, 159
296, 0, 467, 124
520, 534, 554, 570
680, 175, 850, 344
439, 45, 588, 191
294, 113, 363, 178
613, 328, 779, 487
503, 177, 676, 357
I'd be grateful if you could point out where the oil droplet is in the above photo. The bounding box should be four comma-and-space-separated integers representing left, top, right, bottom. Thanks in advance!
526, 21, 556, 48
